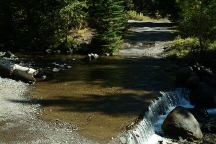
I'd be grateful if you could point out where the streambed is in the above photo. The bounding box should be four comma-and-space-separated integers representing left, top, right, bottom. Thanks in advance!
0, 20, 182, 143
27, 54, 176, 143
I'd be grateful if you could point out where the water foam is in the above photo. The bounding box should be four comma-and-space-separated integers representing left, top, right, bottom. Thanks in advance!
119, 89, 190, 144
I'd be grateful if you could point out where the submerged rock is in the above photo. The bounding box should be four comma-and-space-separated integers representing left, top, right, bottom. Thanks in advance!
162, 106, 203, 140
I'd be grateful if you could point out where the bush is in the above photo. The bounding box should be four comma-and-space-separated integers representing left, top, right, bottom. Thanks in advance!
0, 0, 87, 51
126, 10, 151, 21
178, 0, 216, 51
166, 37, 199, 58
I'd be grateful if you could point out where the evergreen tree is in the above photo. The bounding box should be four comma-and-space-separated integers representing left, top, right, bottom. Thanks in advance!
89, 0, 126, 54
0, 0, 87, 51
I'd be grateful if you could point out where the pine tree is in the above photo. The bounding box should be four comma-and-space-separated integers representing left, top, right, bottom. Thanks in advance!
89, 0, 126, 54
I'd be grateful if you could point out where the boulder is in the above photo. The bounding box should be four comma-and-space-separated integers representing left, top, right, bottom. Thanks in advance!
162, 106, 203, 140
201, 118, 216, 133
192, 63, 216, 86
185, 74, 200, 89
175, 67, 193, 87
190, 82, 216, 108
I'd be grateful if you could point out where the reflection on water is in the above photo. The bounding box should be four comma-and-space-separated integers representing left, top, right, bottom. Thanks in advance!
22, 54, 176, 143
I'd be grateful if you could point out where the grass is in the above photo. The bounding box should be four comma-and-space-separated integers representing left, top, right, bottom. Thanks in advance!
164, 36, 216, 72
126, 10, 152, 21
165, 37, 200, 58
126, 10, 166, 21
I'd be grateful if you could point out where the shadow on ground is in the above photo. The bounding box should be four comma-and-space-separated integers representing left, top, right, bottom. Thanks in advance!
125, 21, 177, 42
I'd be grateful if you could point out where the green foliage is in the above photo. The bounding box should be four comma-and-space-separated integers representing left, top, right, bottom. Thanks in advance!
123, 0, 134, 10
131, 0, 180, 20
89, 0, 126, 54
166, 37, 199, 58
209, 41, 216, 50
167, 36, 216, 58
0, 0, 87, 51
126, 10, 152, 21
178, 0, 216, 51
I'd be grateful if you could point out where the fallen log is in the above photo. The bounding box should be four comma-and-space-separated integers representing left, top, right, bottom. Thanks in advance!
12, 64, 37, 82
0, 60, 37, 82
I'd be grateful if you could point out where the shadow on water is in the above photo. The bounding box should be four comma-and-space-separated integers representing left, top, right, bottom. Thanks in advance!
8, 92, 158, 116
11, 56, 177, 116
10, 21, 179, 142
46, 57, 175, 92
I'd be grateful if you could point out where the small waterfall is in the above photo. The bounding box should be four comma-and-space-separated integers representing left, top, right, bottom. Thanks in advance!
119, 88, 191, 144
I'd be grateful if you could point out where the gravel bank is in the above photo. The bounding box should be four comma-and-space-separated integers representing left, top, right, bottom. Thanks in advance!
0, 77, 96, 144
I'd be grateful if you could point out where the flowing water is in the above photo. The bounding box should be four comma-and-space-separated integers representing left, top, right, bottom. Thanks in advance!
1, 20, 214, 143
10, 53, 176, 143
33, 55, 176, 143
1, 53, 215, 144
116, 89, 190, 144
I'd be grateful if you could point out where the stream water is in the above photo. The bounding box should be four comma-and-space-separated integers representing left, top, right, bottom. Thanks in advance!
1, 52, 216, 143
1, 19, 215, 143
117, 89, 190, 144
28, 54, 176, 143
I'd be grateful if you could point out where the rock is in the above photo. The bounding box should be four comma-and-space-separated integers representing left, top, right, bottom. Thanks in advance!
66, 48, 73, 55
52, 68, 60, 72
191, 64, 216, 86
175, 67, 193, 87
189, 82, 216, 108
120, 137, 127, 144
185, 74, 200, 89
0, 52, 6, 57
104, 53, 110, 56
41, 75, 47, 80
162, 106, 203, 140
45, 49, 52, 54
55, 50, 61, 54
137, 42, 143, 47
87, 53, 99, 61
123, 43, 131, 48
4, 51, 15, 58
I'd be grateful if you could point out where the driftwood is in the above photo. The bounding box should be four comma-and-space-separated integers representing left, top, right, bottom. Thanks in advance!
0, 60, 37, 82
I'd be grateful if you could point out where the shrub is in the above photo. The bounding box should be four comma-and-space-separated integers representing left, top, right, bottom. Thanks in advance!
0, 0, 87, 51
166, 37, 199, 58
178, 0, 216, 52
126, 10, 151, 21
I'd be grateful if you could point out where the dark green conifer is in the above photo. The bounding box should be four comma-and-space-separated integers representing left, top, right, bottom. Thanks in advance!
89, 0, 126, 54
